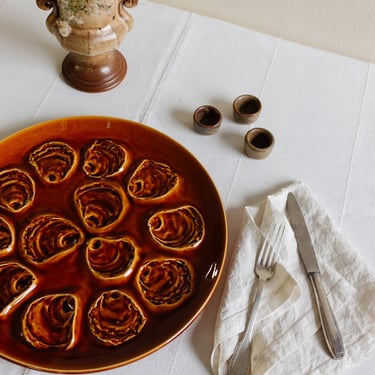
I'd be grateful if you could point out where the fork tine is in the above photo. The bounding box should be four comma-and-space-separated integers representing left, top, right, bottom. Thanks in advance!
269, 224, 285, 262
258, 223, 285, 268
257, 222, 276, 267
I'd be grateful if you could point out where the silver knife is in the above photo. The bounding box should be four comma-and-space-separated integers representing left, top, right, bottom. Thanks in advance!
287, 192, 344, 359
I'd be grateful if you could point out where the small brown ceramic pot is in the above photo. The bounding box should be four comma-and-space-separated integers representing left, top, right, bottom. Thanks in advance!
244, 128, 274, 159
233, 94, 262, 124
193, 105, 222, 135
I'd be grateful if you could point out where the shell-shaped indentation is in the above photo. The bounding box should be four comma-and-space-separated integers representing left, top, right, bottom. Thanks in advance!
22, 294, 77, 350
29, 141, 77, 184
83, 139, 129, 178
138, 259, 193, 310
148, 205, 205, 250
0, 216, 15, 256
74, 181, 128, 234
0, 168, 35, 213
127, 159, 178, 200
21, 215, 85, 263
88, 290, 146, 346
86, 237, 136, 279
0, 262, 36, 315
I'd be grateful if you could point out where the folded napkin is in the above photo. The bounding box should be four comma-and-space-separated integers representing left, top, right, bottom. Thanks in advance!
211, 182, 375, 375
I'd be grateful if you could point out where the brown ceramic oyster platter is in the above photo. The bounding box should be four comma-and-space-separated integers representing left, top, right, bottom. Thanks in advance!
0, 116, 227, 373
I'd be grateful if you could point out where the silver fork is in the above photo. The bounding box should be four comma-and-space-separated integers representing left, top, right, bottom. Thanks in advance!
227, 222, 285, 375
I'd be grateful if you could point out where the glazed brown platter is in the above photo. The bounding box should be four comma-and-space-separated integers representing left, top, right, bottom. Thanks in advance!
0, 116, 227, 373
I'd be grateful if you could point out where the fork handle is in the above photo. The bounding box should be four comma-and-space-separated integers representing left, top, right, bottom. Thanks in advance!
309, 273, 345, 359
227, 279, 265, 375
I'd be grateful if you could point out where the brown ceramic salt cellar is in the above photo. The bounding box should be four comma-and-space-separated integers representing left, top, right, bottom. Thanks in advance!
233, 94, 262, 124
193, 105, 222, 135
244, 127, 274, 159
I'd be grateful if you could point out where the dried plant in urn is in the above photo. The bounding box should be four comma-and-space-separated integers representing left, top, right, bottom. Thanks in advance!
36, 0, 138, 92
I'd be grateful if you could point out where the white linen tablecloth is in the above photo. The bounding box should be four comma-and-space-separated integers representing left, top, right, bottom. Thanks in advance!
0, 1, 374, 374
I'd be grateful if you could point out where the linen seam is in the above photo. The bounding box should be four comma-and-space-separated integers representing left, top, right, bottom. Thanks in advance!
167, 334, 184, 375
31, 76, 59, 123
260, 37, 281, 98
339, 63, 371, 228
224, 37, 281, 207
140, 12, 193, 124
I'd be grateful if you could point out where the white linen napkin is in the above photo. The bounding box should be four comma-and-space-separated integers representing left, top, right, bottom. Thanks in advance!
211, 182, 375, 375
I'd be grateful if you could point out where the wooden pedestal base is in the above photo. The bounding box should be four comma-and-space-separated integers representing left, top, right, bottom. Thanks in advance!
62, 50, 127, 93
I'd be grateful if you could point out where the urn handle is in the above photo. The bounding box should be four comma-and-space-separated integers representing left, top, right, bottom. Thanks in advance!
121, 0, 138, 9
36, 0, 57, 10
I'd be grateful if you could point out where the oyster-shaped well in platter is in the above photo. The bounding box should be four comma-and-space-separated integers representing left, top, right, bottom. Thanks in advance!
86, 236, 137, 279
88, 290, 146, 346
0, 117, 227, 373
0, 262, 36, 316
29, 141, 78, 184
21, 214, 85, 264
22, 294, 77, 350
0, 215, 15, 256
137, 259, 194, 312
127, 159, 179, 200
83, 139, 130, 178
148, 205, 205, 250
0, 168, 35, 213
74, 181, 129, 234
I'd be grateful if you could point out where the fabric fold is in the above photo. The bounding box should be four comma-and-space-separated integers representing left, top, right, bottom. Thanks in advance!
211, 182, 375, 375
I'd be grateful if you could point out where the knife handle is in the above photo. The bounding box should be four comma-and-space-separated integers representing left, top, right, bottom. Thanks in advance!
309, 273, 345, 359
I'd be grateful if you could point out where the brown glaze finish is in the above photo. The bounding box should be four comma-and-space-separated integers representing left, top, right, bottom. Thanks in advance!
62, 51, 128, 93
233, 94, 262, 124
0, 263, 36, 316
29, 141, 77, 183
22, 294, 78, 350
0, 116, 227, 373
244, 127, 275, 159
148, 205, 205, 250
193, 105, 222, 135
128, 159, 179, 200
137, 258, 194, 313
74, 181, 129, 234
88, 290, 146, 346
83, 139, 130, 178
86, 236, 137, 279
21, 214, 85, 264
0, 216, 15, 256
0, 168, 35, 213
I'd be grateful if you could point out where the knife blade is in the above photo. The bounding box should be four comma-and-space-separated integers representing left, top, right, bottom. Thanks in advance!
287, 192, 344, 359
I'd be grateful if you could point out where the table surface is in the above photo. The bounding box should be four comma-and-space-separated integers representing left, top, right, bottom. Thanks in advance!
0, 1, 374, 374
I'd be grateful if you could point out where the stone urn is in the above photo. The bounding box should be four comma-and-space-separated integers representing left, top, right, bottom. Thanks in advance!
36, 0, 138, 92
